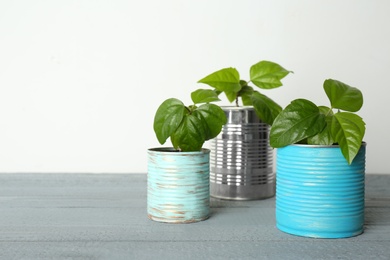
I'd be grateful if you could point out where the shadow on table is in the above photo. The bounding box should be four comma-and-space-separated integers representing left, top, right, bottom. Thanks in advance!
364, 174, 390, 228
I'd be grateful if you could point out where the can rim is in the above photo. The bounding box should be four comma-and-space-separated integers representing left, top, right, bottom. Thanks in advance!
285, 142, 366, 148
220, 106, 255, 111
148, 147, 210, 154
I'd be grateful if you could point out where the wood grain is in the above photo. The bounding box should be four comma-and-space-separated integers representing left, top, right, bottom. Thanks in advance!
0, 174, 389, 259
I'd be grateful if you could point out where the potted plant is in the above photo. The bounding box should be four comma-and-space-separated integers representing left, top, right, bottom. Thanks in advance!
148, 89, 227, 223
197, 60, 292, 200
270, 78, 366, 238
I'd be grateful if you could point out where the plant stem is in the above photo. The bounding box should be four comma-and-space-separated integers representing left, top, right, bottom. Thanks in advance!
235, 97, 239, 107
186, 106, 192, 114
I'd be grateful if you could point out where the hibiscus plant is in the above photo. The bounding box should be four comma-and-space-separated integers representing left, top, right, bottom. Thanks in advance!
196, 60, 292, 125
270, 79, 365, 164
153, 89, 226, 152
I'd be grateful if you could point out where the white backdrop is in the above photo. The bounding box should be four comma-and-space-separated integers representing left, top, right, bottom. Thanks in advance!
0, 0, 389, 173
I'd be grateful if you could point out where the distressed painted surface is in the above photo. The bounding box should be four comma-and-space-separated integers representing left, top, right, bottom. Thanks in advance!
209, 107, 275, 200
147, 148, 210, 223
276, 144, 366, 238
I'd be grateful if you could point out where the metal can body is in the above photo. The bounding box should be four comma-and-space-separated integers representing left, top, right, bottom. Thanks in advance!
209, 107, 275, 200
276, 144, 366, 238
147, 148, 210, 223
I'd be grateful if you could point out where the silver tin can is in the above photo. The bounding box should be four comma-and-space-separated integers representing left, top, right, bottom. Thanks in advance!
209, 107, 275, 200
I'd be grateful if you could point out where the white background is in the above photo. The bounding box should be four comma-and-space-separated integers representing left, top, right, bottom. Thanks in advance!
0, 0, 389, 174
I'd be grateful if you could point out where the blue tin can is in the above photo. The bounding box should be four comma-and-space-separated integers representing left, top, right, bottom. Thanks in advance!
276, 144, 366, 238
147, 148, 210, 223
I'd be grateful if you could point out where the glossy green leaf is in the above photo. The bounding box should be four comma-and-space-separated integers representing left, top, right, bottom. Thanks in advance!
251, 91, 282, 125
198, 67, 241, 92
331, 112, 366, 164
324, 79, 363, 112
270, 99, 326, 148
318, 105, 333, 116
191, 89, 221, 104
224, 91, 238, 103
250, 60, 291, 89
153, 98, 186, 145
171, 114, 206, 152
307, 106, 334, 145
193, 104, 227, 140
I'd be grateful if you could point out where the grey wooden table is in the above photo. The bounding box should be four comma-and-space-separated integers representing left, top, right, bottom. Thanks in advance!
1, 173, 389, 260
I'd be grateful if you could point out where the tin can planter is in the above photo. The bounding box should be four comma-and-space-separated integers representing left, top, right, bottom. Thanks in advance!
147, 148, 210, 223
209, 107, 275, 200
276, 144, 366, 238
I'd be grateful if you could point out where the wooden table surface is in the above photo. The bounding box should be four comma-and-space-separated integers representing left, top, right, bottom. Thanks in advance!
1, 173, 389, 260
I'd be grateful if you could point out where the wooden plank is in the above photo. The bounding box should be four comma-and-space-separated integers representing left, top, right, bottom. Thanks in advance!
0, 173, 389, 259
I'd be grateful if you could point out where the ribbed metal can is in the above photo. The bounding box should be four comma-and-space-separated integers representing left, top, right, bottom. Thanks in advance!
147, 148, 210, 223
276, 144, 366, 238
209, 107, 275, 200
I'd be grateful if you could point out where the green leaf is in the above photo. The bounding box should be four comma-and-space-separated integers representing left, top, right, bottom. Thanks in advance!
171, 114, 206, 152
250, 60, 291, 89
270, 99, 326, 148
331, 112, 366, 164
324, 79, 363, 112
224, 91, 238, 103
198, 67, 241, 92
239, 86, 254, 106
193, 104, 227, 140
318, 105, 333, 115
191, 89, 221, 104
307, 106, 334, 145
153, 98, 186, 145
251, 91, 282, 125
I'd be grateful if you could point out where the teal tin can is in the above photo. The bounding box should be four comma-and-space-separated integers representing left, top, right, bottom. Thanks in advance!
147, 148, 210, 223
276, 144, 366, 238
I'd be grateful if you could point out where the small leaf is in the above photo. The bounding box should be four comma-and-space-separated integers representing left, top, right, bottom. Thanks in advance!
324, 79, 363, 112
239, 86, 254, 106
270, 99, 326, 148
193, 104, 227, 140
153, 98, 186, 145
250, 61, 291, 89
307, 106, 334, 145
251, 91, 282, 125
224, 91, 238, 103
171, 114, 206, 152
331, 112, 366, 164
198, 67, 241, 92
191, 89, 221, 104
318, 105, 334, 116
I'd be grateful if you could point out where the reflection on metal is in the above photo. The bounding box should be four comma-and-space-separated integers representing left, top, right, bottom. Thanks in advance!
209, 107, 275, 200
